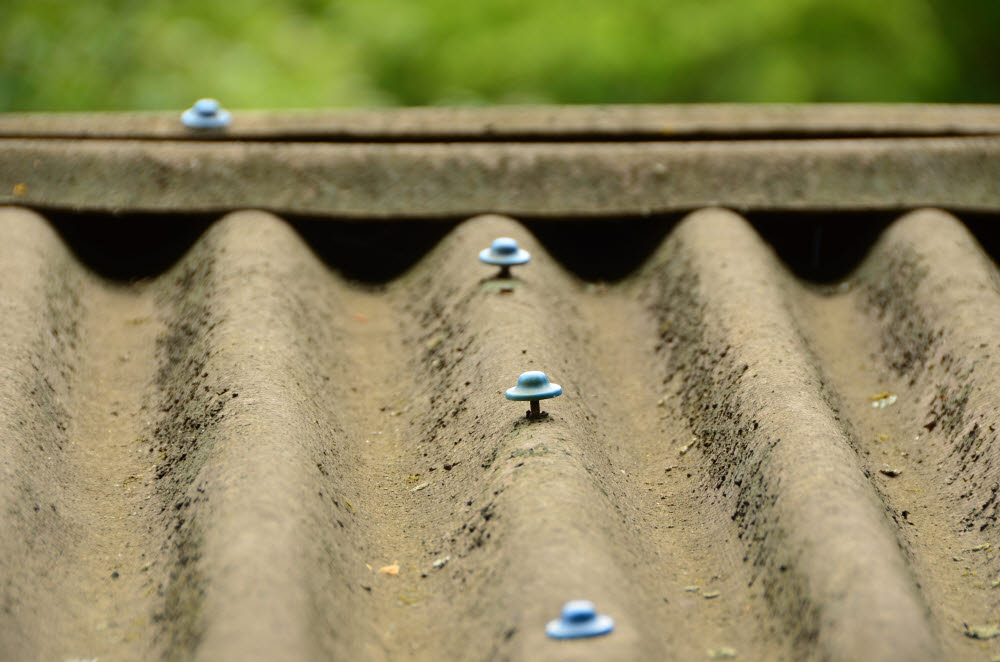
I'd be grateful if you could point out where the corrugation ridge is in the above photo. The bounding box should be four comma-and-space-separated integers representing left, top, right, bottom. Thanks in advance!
861, 209, 1000, 489
0, 208, 89, 661
146, 211, 378, 661
389, 215, 661, 660
639, 208, 941, 661
849, 209, 1000, 652
781, 208, 1000, 660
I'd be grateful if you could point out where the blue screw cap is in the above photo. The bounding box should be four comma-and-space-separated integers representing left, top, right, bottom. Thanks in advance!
505, 371, 562, 401
479, 237, 531, 267
546, 600, 614, 639
181, 98, 231, 129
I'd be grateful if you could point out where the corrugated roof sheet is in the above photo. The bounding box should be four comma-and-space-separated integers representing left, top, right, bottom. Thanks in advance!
1, 106, 999, 662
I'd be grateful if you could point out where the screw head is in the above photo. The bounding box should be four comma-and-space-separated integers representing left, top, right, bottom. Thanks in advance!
181, 98, 231, 129
491, 237, 519, 255
518, 372, 547, 388
546, 600, 614, 639
194, 98, 220, 117
562, 600, 597, 622
479, 237, 530, 267
505, 371, 562, 401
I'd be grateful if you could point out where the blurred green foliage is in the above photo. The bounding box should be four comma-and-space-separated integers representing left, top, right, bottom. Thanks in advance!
2, 0, 998, 111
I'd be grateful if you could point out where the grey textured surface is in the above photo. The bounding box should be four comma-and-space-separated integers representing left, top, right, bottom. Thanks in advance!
3, 136, 1000, 216
2, 104, 1000, 139
1, 206, 999, 661
2, 105, 999, 661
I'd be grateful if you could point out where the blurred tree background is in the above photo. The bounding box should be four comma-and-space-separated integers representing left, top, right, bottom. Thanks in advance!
1, 0, 998, 111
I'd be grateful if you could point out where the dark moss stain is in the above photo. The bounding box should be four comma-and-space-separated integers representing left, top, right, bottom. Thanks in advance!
864, 249, 938, 380
507, 444, 559, 461
148, 250, 226, 658
963, 481, 1000, 532
925, 380, 972, 442
152, 254, 226, 502
863, 240, 1000, 531
153, 500, 206, 662
455, 499, 499, 553
641, 240, 821, 653
401, 272, 480, 454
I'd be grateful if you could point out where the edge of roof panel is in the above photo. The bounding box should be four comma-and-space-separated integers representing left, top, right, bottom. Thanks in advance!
1, 104, 1000, 141
2, 104, 999, 216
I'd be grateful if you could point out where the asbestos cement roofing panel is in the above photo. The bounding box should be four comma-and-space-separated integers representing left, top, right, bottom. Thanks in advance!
1, 106, 999, 662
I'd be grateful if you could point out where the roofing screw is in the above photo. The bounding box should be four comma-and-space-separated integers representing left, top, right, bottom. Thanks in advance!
506, 371, 561, 419
181, 98, 231, 129
546, 600, 614, 639
479, 237, 530, 279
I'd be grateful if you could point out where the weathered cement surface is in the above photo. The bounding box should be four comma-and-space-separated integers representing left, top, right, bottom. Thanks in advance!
3, 137, 1000, 216
2, 104, 999, 139
1, 207, 998, 661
